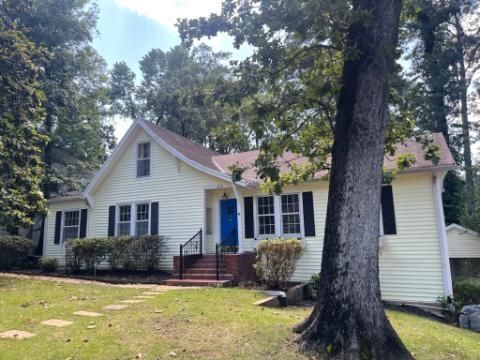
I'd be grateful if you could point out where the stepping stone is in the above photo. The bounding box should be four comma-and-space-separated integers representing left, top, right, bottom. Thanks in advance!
119, 299, 145, 304
134, 295, 154, 299
73, 311, 104, 317
103, 304, 129, 310
41, 319, 73, 327
0, 330, 36, 339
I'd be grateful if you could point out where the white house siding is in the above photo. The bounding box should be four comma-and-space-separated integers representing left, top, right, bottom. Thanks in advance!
238, 173, 446, 303
89, 130, 229, 270
447, 227, 480, 258
44, 127, 448, 302
45, 128, 229, 269
44, 199, 88, 266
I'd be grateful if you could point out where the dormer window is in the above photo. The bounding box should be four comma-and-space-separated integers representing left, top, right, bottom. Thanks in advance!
137, 142, 150, 177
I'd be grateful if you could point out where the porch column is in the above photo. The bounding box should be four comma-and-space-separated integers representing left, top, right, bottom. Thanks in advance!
232, 184, 244, 254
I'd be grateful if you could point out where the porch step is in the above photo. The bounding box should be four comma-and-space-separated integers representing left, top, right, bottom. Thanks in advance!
184, 268, 224, 275
162, 279, 232, 287
172, 273, 233, 280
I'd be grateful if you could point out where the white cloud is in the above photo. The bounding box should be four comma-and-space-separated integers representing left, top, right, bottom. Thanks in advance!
115, 0, 223, 31
114, 0, 253, 60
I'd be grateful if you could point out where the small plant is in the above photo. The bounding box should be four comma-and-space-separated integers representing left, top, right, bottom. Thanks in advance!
453, 278, 480, 307
309, 272, 321, 299
437, 295, 460, 323
39, 257, 57, 272
254, 238, 303, 289
0, 236, 34, 269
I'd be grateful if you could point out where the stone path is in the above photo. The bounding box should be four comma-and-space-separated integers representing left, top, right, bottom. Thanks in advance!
0, 330, 36, 339
103, 304, 129, 310
0, 273, 196, 342
41, 319, 73, 327
73, 311, 104, 317
119, 299, 144, 304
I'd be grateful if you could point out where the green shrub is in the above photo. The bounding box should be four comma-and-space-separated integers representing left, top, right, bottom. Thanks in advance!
453, 278, 480, 307
0, 236, 34, 269
309, 272, 321, 299
67, 235, 166, 272
66, 237, 109, 272
39, 257, 57, 272
254, 239, 303, 289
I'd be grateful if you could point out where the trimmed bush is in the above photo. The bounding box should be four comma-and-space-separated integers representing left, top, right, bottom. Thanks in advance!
454, 278, 480, 307
0, 236, 34, 269
254, 239, 303, 289
39, 257, 57, 272
66, 235, 166, 272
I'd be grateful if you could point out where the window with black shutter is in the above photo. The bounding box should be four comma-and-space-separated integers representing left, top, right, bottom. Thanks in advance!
381, 185, 397, 235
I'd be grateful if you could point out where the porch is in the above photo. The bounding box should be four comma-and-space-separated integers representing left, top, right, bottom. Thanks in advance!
164, 186, 256, 286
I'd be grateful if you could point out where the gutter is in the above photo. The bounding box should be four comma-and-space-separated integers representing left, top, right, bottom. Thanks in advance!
432, 170, 453, 297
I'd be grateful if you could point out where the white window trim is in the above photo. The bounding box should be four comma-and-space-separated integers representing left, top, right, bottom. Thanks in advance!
60, 209, 81, 244
256, 195, 277, 238
254, 193, 305, 239
135, 142, 151, 178
280, 193, 304, 238
115, 201, 152, 237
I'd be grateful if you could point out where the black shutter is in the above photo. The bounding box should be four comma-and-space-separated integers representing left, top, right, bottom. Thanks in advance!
108, 206, 116, 237
381, 186, 397, 235
302, 192, 316, 237
54, 211, 62, 244
244, 197, 254, 238
79, 209, 88, 238
151, 202, 159, 235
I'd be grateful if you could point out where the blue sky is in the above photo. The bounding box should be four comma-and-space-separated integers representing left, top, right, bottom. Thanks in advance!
92, 0, 252, 141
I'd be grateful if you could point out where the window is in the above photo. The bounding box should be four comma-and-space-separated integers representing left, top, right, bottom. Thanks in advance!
135, 203, 149, 236
63, 210, 80, 241
137, 142, 150, 177
116, 203, 151, 236
281, 194, 301, 235
257, 196, 275, 235
117, 205, 131, 236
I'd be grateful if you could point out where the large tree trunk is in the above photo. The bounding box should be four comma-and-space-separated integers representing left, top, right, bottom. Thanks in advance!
295, 0, 412, 358
454, 14, 474, 213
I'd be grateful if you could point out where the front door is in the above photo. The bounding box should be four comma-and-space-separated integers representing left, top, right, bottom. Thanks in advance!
220, 199, 238, 253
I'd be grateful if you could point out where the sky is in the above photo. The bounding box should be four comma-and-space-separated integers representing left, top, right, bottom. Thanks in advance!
92, 0, 251, 141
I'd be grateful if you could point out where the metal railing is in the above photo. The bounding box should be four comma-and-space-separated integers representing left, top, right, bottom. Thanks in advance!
215, 228, 238, 280
179, 229, 202, 279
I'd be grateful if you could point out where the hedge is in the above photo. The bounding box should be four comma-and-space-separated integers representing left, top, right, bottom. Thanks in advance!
0, 236, 34, 269
66, 235, 167, 272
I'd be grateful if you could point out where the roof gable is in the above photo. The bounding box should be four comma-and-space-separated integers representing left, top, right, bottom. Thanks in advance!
83, 119, 237, 197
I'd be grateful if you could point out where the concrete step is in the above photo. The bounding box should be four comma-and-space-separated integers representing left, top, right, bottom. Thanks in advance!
162, 279, 232, 287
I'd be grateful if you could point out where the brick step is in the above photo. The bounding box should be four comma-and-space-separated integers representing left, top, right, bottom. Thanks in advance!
162, 279, 232, 287
172, 273, 233, 280
184, 268, 224, 275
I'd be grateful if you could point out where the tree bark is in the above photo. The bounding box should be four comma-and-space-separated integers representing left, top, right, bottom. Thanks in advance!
454, 14, 474, 213
295, 0, 412, 358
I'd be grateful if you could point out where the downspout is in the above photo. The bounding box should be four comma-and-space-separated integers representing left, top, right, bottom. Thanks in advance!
232, 183, 244, 254
432, 171, 453, 296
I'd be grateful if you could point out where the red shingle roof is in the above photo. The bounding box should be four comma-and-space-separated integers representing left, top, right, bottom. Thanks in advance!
145, 121, 456, 183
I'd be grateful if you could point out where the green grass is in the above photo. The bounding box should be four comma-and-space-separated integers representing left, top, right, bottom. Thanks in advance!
1, 276, 479, 359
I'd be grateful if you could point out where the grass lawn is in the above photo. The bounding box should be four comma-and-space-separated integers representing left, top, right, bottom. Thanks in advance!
1, 276, 480, 359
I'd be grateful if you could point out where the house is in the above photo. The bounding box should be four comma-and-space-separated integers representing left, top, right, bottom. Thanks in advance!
447, 223, 480, 279
44, 118, 457, 303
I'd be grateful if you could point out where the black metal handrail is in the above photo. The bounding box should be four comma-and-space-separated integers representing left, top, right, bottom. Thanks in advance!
215, 228, 238, 280
179, 228, 202, 279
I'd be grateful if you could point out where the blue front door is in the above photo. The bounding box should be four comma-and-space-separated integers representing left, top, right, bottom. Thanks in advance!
220, 199, 238, 252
